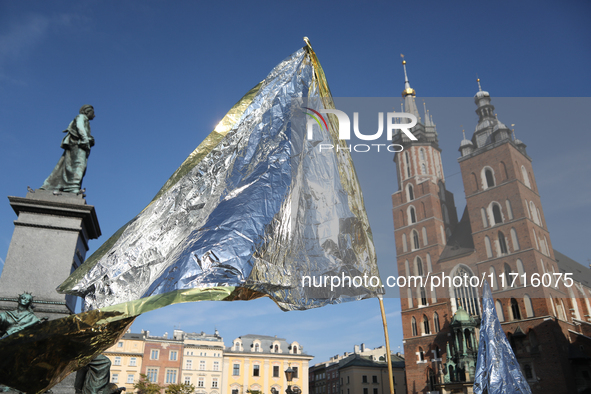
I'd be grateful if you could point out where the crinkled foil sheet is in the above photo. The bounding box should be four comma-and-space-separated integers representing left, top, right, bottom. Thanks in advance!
0, 310, 134, 394
59, 41, 381, 315
473, 281, 532, 394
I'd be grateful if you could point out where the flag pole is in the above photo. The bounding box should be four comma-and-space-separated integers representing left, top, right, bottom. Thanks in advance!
379, 296, 395, 394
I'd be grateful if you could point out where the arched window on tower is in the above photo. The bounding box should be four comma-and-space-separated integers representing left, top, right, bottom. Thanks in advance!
411, 317, 417, 336
510, 298, 522, 320
405, 152, 411, 178
485, 168, 495, 188
409, 206, 417, 224
407, 184, 414, 201
496, 300, 505, 322
402, 233, 407, 253
420, 287, 428, 306
418, 347, 425, 361
505, 199, 513, 220
481, 208, 488, 228
490, 266, 497, 290
415, 256, 424, 276
516, 259, 525, 285
521, 165, 531, 188
491, 203, 503, 225
498, 231, 508, 255
423, 315, 430, 334
511, 228, 520, 251
434, 312, 440, 333
504, 263, 512, 288
450, 265, 481, 317
484, 236, 493, 258
422, 227, 428, 246
524, 295, 534, 318
407, 288, 413, 309
413, 230, 420, 250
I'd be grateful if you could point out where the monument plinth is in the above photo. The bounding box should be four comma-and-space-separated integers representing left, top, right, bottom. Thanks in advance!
0, 189, 101, 319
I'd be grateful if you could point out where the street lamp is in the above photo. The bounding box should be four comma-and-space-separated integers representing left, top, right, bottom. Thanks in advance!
284, 366, 301, 394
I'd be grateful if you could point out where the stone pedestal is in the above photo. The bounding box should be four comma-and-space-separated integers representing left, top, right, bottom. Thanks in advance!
0, 189, 101, 393
0, 189, 100, 319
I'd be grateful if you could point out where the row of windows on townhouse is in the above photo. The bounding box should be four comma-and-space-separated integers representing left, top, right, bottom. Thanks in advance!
111, 373, 136, 385
472, 164, 535, 193
232, 342, 299, 354
149, 349, 179, 361
184, 350, 223, 357
183, 359, 220, 371
231, 364, 298, 379
402, 149, 442, 180
143, 367, 220, 387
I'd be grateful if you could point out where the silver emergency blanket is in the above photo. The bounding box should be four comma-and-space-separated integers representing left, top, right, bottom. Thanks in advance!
59, 42, 381, 315
474, 281, 532, 394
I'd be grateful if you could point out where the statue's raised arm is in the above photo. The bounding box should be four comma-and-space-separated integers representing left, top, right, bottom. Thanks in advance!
40, 105, 96, 194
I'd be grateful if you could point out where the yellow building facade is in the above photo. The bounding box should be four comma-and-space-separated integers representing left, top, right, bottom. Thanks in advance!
222, 335, 313, 394
104, 332, 146, 391
178, 329, 225, 394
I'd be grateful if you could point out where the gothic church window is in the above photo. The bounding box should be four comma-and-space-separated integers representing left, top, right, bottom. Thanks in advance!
408, 288, 413, 309
411, 317, 417, 336
481, 208, 488, 228
521, 166, 531, 188
496, 300, 505, 322
504, 263, 512, 288
511, 229, 520, 251
420, 287, 428, 306
516, 259, 525, 284
506, 200, 513, 220
412, 230, 420, 250
484, 168, 495, 188
450, 265, 481, 317
415, 257, 423, 276
484, 236, 493, 258
407, 184, 414, 201
402, 233, 407, 253
418, 347, 425, 361
422, 227, 428, 246
490, 266, 497, 290
510, 298, 522, 320
492, 203, 503, 225
498, 231, 508, 255
524, 295, 534, 318
405, 152, 411, 178
409, 206, 417, 223
423, 315, 430, 334
434, 313, 440, 333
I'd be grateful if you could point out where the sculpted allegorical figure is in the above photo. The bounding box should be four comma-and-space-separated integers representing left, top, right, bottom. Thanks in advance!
40, 105, 96, 194
0, 292, 46, 338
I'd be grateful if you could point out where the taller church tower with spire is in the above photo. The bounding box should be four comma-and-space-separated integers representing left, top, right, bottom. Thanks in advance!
392, 66, 591, 394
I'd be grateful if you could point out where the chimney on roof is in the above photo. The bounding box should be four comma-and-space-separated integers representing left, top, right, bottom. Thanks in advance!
354, 345, 360, 353
360, 343, 366, 352
163, 332, 168, 339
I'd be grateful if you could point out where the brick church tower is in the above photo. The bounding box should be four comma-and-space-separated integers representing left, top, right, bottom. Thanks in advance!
392, 64, 591, 394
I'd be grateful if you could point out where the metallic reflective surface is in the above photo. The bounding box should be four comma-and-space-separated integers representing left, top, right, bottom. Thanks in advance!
474, 281, 532, 394
0, 309, 134, 394
59, 42, 381, 316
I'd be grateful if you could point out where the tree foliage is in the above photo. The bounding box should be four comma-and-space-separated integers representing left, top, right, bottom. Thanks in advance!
134, 373, 164, 394
165, 383, 195, 394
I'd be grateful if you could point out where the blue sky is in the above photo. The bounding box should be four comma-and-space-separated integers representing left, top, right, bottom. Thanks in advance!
0, 1, 590, 364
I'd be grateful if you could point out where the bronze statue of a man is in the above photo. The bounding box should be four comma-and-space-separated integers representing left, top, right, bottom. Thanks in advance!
0, 293, 46, 338
40, 105, 96, 194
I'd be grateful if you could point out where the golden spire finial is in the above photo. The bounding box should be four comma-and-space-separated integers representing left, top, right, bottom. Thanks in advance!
477, 77, 483, 92
400, 54, 415, 97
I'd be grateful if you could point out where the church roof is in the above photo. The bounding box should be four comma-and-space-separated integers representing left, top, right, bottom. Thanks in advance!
554, 250, 591, 288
